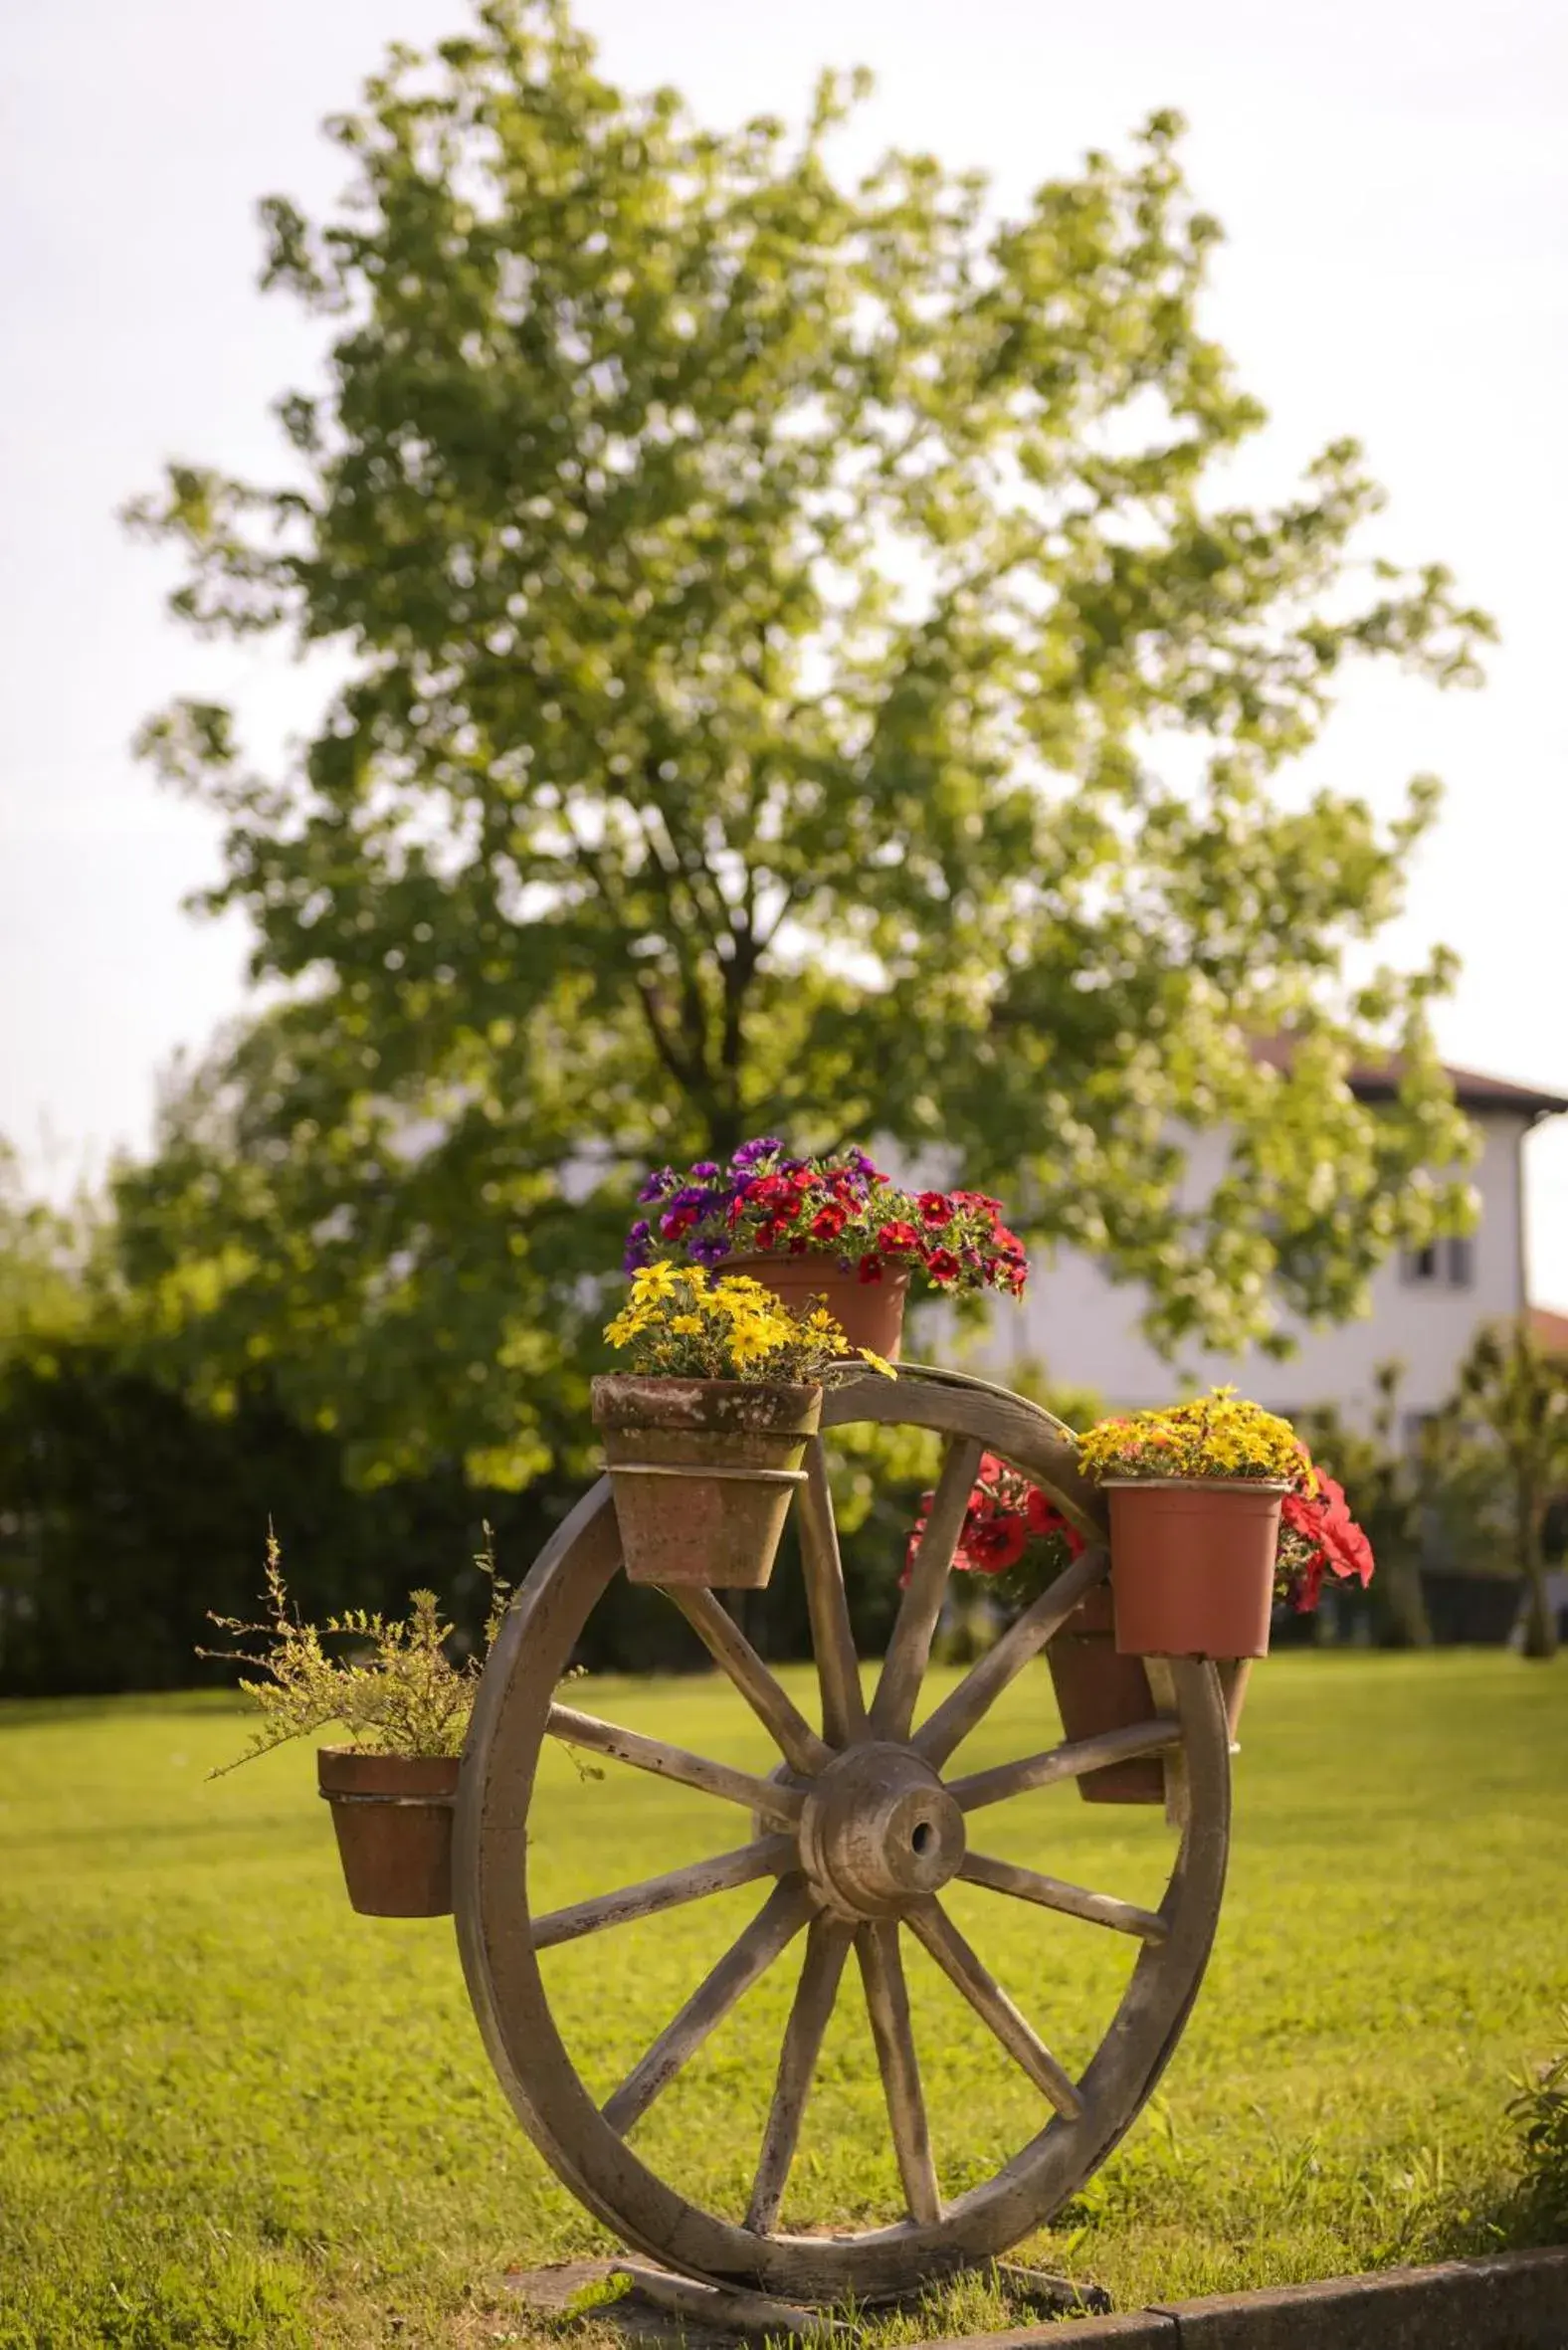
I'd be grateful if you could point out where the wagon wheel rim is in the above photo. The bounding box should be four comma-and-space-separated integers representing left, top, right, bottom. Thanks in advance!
455, 1366, 1231, 2303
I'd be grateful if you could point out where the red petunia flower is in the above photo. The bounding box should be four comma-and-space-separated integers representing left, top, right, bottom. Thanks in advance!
917, 1191, 953, 1227
858, 1254, 885, 1284
951, 1189, 1004, 1223
876, 1220, 921, 1257
961, 1514, 1030, 1574
810, 1202, 849, 1242
660, 1207, 697, 1238
1302, 1474, 1374, 1586
1279, 1472, 1374, 1611
925, 1247, 961, 1284
1025, 1485, 1086, 1556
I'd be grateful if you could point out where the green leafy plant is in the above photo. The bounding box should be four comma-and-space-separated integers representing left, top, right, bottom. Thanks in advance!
1506, 2010, 1568, 2238
201, 1526, 508, 1770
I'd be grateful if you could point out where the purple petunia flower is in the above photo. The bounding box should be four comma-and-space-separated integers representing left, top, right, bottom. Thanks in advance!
689, 1234, 731, 1266
623, 1220, 655, 1273
689, 1160, 719, 1180
638, 1167, 678, 1204
730, 1136, 784, 1169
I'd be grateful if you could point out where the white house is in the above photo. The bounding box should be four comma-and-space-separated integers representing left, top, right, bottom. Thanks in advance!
968, 1060, 1568, 1430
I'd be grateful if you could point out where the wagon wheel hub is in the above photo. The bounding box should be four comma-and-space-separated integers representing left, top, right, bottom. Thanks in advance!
798, 1744, 966, 1920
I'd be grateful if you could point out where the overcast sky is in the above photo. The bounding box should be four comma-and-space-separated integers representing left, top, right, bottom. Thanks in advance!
3, 0, 1566, 1295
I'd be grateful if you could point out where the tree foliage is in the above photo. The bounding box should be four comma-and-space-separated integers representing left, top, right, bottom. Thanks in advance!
1439, 1321, 1568, 1660
1298, 1364, 1432, 1647
0, 1143, 97, 1360
123, 0, 1489, 1483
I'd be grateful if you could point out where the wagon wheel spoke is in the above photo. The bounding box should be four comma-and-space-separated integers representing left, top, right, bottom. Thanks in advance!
905, 1898, 1083, 2120
855, 1919, 941, 2224
958, 1852, 1168, 1945
745, 1916, 855, 2235
547, 1703, 804, 1829
798, 1440, 870, 1747
603, 1879, 815, 2137
533, 1837, 797, 1951
944, 1717, 1179, 1814
663, 1586, 834, 1777
870, 1434, 985, 1742
914, 1544, 1107, 1768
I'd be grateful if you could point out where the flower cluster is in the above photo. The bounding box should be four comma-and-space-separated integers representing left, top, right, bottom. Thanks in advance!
623, 1139, 1028, 1297
604, 1262, 895, 1386
904, 1452, 1087, 1602
1078, 1389, 1314, 1490
1075, 1388, 1375, 1612
906, 1429, 1375, 1618
1275, 1473, 1375, 1611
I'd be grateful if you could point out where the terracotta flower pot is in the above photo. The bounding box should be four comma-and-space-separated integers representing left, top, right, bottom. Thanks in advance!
722, 1252, 910, 1361
316, 1747, 460, 1917
592, 1374, 823, 1589
1105, 1478, 1287, 1660
1045, 1584, 1165, 1804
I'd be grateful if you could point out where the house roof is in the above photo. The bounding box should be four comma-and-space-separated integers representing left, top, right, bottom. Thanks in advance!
1531, 1306, 1568, 1355
1251, 1040, 1568, 1120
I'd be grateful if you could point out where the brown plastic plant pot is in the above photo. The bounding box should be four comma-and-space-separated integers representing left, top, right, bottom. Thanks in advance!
1105, 1477, 1288, 1661
592, 1374, 824, 1589
1044, 1583, 1165, 1803
722, 1253, 910, 1361
316, 1747, 460, 1917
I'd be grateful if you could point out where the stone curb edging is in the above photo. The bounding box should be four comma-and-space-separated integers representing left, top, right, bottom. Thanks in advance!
911, 2247, 1568, 2350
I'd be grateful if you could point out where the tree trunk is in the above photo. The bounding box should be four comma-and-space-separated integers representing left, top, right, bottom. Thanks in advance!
1521, 1569, 1558, 1659
1519, 1487, 1559, 1661
1383, 1546, 1432, 1647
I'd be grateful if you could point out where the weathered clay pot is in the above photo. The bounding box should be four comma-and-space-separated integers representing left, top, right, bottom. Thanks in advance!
1105, 1478, 1287, 1660
723, 1253, 910, 1361
592, 1375, 823, 1589
1044, 1584, 1165, 1804
316, 1747, 460, 1917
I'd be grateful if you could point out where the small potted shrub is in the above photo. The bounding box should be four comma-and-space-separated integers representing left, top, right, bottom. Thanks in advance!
596, 1262, 893, 1589
906, 1454, 1162, 1803
202, 1532, 505, 1918
623, 1139, 1029, 1358
1078, 1391, 1373, 1663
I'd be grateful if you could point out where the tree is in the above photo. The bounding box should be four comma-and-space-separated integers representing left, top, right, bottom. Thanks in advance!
122, 0, 1487, 1486
1440, 1321, 1568, 1661
1299, 1363, 1432, 1647
0, 1142, 95, 1360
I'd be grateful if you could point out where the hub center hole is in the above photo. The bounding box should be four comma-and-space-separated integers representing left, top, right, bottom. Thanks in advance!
910, 1821, 934, 1857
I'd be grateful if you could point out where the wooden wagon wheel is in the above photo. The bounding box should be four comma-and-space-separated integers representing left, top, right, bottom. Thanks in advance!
455, 1365, 1231, 2305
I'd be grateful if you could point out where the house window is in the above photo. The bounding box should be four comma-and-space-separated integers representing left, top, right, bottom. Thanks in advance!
1401, 1238, 1474, 1288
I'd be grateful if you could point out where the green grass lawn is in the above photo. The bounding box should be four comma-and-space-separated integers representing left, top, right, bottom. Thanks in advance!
2, 1652, 1564, 2349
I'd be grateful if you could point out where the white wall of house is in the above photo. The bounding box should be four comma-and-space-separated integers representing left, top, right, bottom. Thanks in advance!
958, 1107, 1531, 1427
